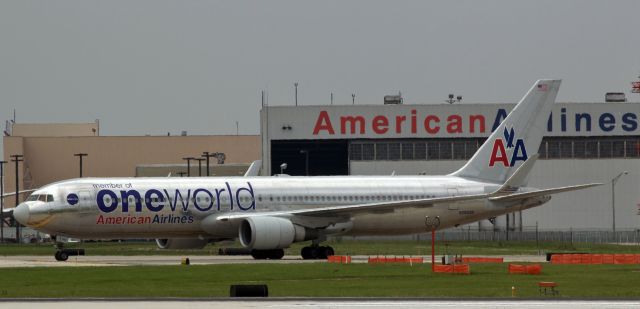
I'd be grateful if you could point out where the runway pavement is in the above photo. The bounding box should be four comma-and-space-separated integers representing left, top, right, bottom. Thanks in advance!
0, 254, 546, 267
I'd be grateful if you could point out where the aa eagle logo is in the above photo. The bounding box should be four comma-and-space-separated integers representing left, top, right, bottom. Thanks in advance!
489, 127, 528, 167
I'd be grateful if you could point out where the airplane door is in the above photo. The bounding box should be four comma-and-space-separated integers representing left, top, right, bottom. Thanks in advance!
78, 191, 94, 213
447, 188, 459, 210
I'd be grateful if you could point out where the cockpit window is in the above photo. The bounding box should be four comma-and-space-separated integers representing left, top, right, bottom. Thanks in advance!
25, 194, 54, 202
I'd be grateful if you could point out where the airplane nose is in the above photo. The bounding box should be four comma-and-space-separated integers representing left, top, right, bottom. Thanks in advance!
13, 203, 30, 225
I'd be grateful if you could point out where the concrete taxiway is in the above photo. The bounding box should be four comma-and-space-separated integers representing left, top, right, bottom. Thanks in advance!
0, 254, 546, 267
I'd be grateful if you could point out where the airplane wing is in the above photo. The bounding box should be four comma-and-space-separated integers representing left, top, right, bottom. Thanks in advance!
216, 193, 490, 221
488, 183, 602, 203
217, 182, 602, 223
1, 189, 37, 199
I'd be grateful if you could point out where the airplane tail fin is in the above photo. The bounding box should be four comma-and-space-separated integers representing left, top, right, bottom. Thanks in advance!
451, 79, 561, 184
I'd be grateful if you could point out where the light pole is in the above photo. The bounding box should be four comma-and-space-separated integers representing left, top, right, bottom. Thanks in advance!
611, 171, 628, 233
194, 158, 205, 177
294, 82, 299, 106
0, 160, 6, 242
182, 157, 195, 177
74, 153, 88, 177
202, 152, 217, 177
10, 155, 23, 243
300, 150, 309, 176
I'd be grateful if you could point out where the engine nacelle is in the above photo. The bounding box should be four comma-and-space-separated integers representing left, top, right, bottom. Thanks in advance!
155, 238, 208, 249
239, 217, 307, 250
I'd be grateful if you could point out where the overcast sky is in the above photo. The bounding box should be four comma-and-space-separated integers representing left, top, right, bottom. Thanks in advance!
1, 0, 640, 154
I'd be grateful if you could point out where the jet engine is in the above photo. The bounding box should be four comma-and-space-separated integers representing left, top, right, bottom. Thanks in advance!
155, 238, 208, 249
239, 217, 309, 250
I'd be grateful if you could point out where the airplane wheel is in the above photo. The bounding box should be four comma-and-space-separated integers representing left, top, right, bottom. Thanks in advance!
317, 246, 333, 259
54, 251, 68, 262
269, 249, 284, 260
251, 250, 267, 259
252, 249, 284, 260
301, 246, 317, 260
324, 246, 335, 258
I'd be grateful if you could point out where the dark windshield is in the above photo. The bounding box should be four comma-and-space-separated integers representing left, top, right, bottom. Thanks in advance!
25, 194, 54, 202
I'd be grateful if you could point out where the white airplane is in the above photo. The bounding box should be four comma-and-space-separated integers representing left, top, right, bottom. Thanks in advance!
11, 79, 601, 261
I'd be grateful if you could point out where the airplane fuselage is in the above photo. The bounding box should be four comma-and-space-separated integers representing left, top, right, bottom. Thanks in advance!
20, 175, 546, 239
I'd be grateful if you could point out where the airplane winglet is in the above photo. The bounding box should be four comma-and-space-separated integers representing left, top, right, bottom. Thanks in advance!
244, 160, 262, 177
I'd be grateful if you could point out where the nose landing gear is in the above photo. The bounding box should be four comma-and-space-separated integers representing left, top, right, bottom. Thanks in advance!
53, 236, 85, 261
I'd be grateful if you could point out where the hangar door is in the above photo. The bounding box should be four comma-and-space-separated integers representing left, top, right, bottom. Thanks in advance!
270, 140, 348, 176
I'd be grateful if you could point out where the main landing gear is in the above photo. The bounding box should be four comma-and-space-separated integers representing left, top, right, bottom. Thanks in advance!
301, 245, 334, 260
251, 249, 285, 260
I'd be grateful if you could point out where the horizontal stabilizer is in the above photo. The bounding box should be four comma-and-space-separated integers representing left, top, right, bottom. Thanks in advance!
493, 154, 539, 194
489, 183, 603, 202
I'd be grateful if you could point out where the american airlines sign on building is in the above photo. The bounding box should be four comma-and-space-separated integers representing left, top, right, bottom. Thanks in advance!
261, 103, 640, 140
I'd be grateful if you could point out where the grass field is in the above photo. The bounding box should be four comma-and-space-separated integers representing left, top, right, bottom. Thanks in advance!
1, 240, 639, 298
1, 263, 640, 298
1, 239, 639, 256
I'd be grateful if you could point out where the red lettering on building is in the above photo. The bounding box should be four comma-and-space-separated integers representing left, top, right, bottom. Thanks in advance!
340, 115, 366, 134
313, 111, 335, 135
424, 115, 440, 134
372, 115, 389, 134
446, 115, 463, 133
311, 111, 493, 136
395, 115, 406, 133
469, 115, 486, 133
411, 109, 417, 133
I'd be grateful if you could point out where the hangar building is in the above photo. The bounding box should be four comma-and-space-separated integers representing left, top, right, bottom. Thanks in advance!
260, 101, 640, 231
2, 121, 260, 209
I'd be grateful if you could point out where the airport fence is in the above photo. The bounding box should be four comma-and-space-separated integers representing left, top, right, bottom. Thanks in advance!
341, 227, 640, 245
